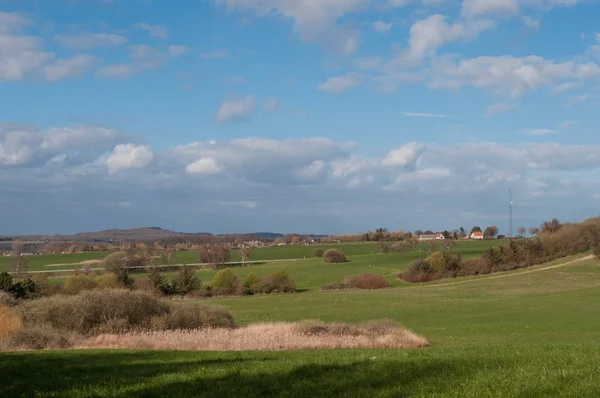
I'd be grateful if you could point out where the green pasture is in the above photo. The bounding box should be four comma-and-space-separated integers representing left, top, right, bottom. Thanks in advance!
2, 258, 600, 397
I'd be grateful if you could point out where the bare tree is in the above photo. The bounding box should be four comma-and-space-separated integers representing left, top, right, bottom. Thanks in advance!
483, 226, 499, 239
541, 218, 562, 234
161, 247, 178, 267
11, 255, 28, 277
12, 241, 24, 255
239, 247, 251, 267
444, 239, 457, 250
517, 227, 526, 237
198, 243, 231, 269
529, 227, 541, 236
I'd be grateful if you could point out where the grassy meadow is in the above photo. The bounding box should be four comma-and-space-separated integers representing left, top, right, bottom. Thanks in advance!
2, 254, 599, 396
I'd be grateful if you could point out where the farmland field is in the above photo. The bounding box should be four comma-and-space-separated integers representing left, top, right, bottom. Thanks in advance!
2, 255, 599, 397
0, 240, 499, 274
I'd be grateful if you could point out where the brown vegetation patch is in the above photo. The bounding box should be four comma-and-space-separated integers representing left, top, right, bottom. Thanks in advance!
45, 260, 102, 268
78, 320, 428, 351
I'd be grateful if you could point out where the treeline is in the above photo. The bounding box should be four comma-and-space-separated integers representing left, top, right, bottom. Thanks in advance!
400, 217, 600, 283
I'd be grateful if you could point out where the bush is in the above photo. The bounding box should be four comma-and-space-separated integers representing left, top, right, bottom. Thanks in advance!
150, 304, 235, 330
172, 266, 201, 296
390, 241, 412, 253
102, 251, 135, 289
30, 274, 61, 297
0, 272, 13, 293
18, 289, 170, 335
425, 251, 463, 278
457, 258, 491, 276
594, 247, 600, 260
0, 305, 22, 340
63, 275, 98, 295
96, 273, 120, 289
344, 274, 391, 289
146, 267, 172, 296
312, 248, 325, 258
255, 270, 296, 294
211, 269, 243, 296
0, 291, 18, 307
244, 273, 260, 294
1, 326, 71, 350
323, 249, 347, 263
400, 259, 435, 283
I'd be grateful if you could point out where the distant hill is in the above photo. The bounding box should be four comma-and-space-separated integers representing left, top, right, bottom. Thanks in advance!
6, 228, 212, 243
2, 228, 328, 244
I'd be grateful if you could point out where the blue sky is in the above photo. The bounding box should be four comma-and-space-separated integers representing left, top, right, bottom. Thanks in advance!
1, 0, 599, 235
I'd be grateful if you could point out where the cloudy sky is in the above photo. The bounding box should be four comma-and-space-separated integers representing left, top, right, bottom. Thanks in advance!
1, 0, 599, 235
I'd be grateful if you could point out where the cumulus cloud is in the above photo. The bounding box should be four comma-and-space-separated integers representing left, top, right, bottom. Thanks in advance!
215, 96, 257, 123
0, 124, 123, 166
54, 33, 128, 50
213, 0, 369, 54
3, 125, 600, 233
133, 23, 168, 38
318, 73, 361, 93
372, 20, 392, 34
0, 35, 53, 81
429, 55, 600, 98
106, 144, 154, 174
186, 157, 224, 175
381, 142, 426, 169
43, 54, 97, 82
98, 44, 184, 78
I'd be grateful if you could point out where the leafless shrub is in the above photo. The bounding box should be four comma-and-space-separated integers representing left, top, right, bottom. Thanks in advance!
198, 244, 231, 269
323, 249, 347, 263
0, 292, 18, 307
63, 275, 98, 295
0, 305, 22, 340
312, 248, 325, 257
1, 325, 72, 351
255, 270, 296, 294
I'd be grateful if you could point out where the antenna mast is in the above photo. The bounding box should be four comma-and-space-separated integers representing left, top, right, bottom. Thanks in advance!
509, 188, 513, 238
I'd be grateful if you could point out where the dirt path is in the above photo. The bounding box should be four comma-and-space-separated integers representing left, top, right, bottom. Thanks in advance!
424, 255, 595, 289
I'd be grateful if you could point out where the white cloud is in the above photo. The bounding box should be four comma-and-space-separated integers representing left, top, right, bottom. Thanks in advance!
403, 15, 495, 63
0, 124, 123, 166
485, 103, 517, 116
54, 33, 127, 50
186, 157, 224, 175
216, 96, 257, 123
200, 49, 230, 59
0, 11, 32, 33
133, 23, 168, 38
43, 54, 97, 82
559, 120, 578, 129
130, 44, 167, 69
213, 0, 370, 54
263, 98, 280, 112
318, 73, 361, 93
430, 55, 600, 98
97, 45, 182, 78
382, 142, 426, 168
0, 35, 53, 81
526, 128, 556, 136
106, 144, 154, 174
372, 20, 392, 34
401, 112, 448, 118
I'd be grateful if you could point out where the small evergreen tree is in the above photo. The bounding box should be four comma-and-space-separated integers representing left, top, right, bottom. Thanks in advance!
172, 266, 201, 295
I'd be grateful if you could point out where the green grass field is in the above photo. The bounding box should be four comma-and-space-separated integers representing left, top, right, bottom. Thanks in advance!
0, 240, 498, 274
2, 255, 599, 397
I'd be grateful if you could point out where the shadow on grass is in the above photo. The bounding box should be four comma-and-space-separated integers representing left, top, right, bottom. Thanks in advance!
0, 350, 483, 398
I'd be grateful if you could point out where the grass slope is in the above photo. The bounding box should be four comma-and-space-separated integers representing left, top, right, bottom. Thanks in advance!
2, 258, 600, 397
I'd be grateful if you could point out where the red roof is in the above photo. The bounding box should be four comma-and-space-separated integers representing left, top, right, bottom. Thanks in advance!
472, 231, 483, 237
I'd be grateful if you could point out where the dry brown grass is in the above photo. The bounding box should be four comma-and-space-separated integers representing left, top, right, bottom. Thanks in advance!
78, 320, 428, 351
0, 305, 22, 341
